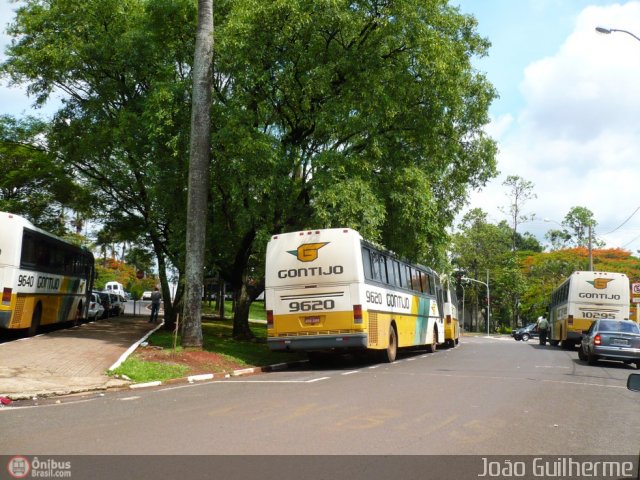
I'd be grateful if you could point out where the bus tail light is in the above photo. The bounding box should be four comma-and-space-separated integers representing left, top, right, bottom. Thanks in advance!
2, 288, 11, 306
594, 334, 601, 345
353, 304, 363, 324
568, 315, 573, 326
266, 310, 274, 329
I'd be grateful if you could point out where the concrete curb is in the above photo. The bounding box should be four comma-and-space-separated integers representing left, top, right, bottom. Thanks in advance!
108, 321, 165, 372
123, 360, 309, 390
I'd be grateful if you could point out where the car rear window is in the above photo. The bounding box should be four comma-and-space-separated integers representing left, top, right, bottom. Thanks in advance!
599, 321, 639, 333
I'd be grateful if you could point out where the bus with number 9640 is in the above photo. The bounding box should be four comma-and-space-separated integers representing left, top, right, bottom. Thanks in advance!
0, 212, 95, 336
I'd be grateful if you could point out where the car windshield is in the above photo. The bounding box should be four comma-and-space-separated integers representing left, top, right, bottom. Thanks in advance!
598, 321, 640, 334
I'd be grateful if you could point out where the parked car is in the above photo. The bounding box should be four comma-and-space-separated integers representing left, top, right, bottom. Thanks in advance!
578, 319, 640, 368
141, 291, 152, 301
97, 292, 112, 319
108, 293, 127, 316
511, 323, 540, 342
87, 291, 105, 321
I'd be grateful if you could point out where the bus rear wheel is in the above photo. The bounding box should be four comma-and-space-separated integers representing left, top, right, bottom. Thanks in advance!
382, 326, 397, 363
426, 328, 437, 353
28, 304, 42, 337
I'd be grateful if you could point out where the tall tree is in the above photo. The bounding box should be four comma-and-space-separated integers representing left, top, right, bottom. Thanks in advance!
182, 0, 214, 348
1, 0, 198, 329
211, 0, 498, 337
499, 175, 537, 252
0, 115, 88, 234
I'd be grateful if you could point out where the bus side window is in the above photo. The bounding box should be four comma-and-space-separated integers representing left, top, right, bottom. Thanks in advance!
361, 248, 373, 280
416, 271, 424, 293
371, 252, 386, 284
386, 258, 400, 287
398, 262, 408, 289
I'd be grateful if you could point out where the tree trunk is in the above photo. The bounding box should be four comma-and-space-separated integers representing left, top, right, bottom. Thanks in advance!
181, 0, 214, 348
233, 279, 254, 339
217, 282, 225, 319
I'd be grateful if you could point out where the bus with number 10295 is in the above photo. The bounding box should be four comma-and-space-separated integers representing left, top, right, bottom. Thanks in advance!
0, 212, 95, 336
265, 228, 445, 362
548, 270, 630, 348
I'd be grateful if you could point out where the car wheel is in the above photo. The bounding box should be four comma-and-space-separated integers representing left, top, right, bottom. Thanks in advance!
522, 333, 530, 342
577, 347, 587, 361
587, 352, 598, 366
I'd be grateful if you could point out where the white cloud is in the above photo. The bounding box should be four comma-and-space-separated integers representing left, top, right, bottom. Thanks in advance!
466, 1, 640, 252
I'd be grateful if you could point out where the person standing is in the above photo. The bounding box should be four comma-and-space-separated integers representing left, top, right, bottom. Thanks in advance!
149, 287, 162, 324
537, 316, 549, 345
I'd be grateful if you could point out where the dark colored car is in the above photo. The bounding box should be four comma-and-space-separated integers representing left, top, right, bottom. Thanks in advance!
578, 319, 640, 368
97, 292, 113, 319
511, 323, 540, 342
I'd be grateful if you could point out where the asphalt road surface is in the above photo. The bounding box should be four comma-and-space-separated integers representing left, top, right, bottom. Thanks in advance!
2, 335, 639, 457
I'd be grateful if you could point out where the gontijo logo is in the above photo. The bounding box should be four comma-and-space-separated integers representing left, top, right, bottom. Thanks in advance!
287, 242, 329, 262
587, 278, 614, 289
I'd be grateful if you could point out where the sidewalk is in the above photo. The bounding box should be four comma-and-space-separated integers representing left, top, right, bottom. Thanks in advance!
0, 316, 157, 400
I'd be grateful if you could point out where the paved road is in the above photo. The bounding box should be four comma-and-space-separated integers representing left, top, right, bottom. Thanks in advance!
2, 335, 638, 457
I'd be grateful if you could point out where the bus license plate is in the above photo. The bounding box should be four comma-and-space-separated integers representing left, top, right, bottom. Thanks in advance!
304, 316, 321, 325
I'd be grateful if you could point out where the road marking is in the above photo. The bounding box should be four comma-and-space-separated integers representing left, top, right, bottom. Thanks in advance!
341, 370, 359, 376
119, 396, 141, 401
535, 365, 570, 369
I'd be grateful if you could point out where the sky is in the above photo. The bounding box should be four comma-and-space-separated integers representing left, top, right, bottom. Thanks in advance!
453, 0, 640, 253
1, 0, 640, 254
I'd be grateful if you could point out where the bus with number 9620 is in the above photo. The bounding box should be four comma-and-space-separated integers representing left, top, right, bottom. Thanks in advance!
265, 228, 444, 362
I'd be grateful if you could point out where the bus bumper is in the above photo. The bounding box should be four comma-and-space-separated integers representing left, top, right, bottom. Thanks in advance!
566, 331, 583, 343
268, 333, 368, 352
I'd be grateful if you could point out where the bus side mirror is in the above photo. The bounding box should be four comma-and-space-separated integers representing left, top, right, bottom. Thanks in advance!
627, 373, 640, 392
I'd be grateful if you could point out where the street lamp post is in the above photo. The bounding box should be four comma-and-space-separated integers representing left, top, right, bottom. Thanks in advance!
596, 26, 640, 43
462, 271, 490, 336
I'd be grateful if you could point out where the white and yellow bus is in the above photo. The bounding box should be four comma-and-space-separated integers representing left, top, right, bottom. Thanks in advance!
0, 212, 95, 336
443, 282, 460, 348
548, 271, 630, 348
265, 228, 444, 362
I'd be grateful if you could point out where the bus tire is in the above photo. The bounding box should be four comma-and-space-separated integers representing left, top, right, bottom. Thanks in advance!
28, 303, 42, 337
426, 328, 437, 353
550, 340, 559, 347
382, 325, 397, 363
72, 301, 83, 326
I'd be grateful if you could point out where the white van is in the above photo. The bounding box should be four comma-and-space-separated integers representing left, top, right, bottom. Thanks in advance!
104, 281, 126, 298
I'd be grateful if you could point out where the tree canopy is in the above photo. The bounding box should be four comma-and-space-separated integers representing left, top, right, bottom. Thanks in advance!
2, 0, 499, 336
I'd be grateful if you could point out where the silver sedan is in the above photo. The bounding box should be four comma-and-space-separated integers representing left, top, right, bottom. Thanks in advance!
578, 319, 640, 368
